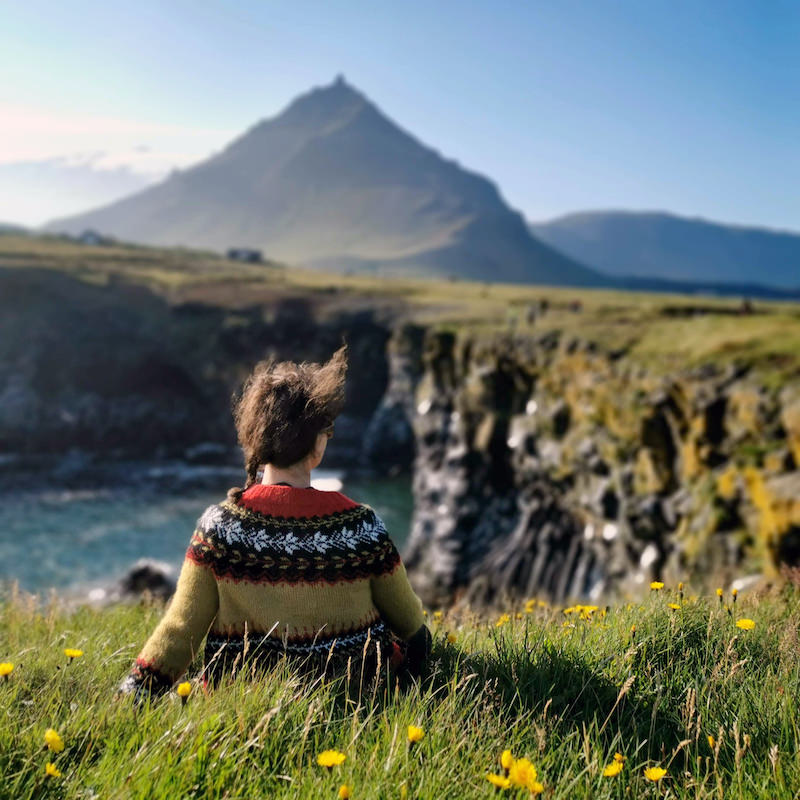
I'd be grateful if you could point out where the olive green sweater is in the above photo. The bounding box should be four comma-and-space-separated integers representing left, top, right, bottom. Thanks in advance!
119, 484, 426, 695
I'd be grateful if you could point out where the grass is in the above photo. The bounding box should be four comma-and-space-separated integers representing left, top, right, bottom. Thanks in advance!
1, 583, 799, 799
4, 231, 800, 386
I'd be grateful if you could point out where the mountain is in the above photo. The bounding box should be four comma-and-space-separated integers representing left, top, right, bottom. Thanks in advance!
530, 211, 800, 291
43, 78, 601, 287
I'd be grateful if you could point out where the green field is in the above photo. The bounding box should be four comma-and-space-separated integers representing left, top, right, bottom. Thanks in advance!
1, 582, 798, 799
3, 231, 800, 386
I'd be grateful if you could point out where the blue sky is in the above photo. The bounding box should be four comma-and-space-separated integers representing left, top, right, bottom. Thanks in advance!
1, 0, 798, 230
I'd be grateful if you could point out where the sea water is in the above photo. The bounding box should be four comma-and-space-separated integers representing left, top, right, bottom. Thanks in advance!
0, 466, 412, 593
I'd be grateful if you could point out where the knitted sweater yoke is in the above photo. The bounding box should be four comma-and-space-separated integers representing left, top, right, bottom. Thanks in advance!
119, 484, 425, 695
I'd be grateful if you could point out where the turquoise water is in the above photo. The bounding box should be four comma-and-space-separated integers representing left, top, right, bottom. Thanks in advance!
0, 469, 412, 593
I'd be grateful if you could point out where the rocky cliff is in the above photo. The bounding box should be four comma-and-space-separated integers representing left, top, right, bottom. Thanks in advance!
397, 327, 800, 606
0, 266, 391, 473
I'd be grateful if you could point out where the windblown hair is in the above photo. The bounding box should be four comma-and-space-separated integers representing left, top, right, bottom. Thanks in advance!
227, 345, 348, 501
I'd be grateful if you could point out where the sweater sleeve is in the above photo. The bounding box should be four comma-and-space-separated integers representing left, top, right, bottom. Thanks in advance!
368, 513, 425, 640
118, 525, 219, 699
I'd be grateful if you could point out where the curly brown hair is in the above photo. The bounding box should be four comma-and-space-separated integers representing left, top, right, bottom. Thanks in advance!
227, 345, 348, 500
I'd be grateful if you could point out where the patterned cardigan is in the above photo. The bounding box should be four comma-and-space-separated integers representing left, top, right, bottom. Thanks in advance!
118, 484, 426, 696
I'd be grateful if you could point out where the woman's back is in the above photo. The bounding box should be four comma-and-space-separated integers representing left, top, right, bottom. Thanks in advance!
120, 483, 425, 696
118, 346, 429, 699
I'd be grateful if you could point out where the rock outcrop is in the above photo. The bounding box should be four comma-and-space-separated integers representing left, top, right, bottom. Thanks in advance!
400, 328, 800, 606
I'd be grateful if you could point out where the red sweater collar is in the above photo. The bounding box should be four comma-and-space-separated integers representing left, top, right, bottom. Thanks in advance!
239, 483, 359, 518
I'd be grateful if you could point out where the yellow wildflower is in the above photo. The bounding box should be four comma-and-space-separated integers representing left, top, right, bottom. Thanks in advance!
338, 784, 352, 799
716, 587, 723, 600
177, 681, 191, 697
407, 725, 424, 744
678, 581, 684, 592
603, 761, 623, 777
613, 752, 625, 763
667, 603, 681, 610
446, 632, 457, 644
643, 766, 667, 782
500, 749, 514, 770
731, 587, 738, 601
508, 757, 542, 793
736, 618, 755, 630
707, 735, 716, 749
495, 613, 510, 627
486, 773, 512, 789
44, 728, 65, 753
650, 581, 664, 591
562, 606, 577, 615
317, 750, 346, 768
45, 762, 62, 778
524, 600, 536, 613
0, 663, 14, 678
64, 648, 83, 660
433, 610, 443, 621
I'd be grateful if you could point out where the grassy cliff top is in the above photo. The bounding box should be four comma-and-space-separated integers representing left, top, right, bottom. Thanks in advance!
0, 583, 798, 798
3, 231, 800, 383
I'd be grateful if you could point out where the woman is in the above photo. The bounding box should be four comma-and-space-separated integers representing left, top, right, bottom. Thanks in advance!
118, 345, 431, 699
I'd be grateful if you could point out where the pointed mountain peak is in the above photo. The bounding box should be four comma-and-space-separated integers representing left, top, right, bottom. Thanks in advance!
278, 76, 370, 128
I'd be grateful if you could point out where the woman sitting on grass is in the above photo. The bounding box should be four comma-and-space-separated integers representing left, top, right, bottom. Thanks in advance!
118, 345, 431, 700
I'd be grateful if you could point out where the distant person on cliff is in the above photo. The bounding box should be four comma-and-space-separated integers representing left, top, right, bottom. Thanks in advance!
117, 345, 431, 700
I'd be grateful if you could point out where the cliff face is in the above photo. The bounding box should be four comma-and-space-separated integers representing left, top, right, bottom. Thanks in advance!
396, 328, 800, 606
0, 267, 390, 469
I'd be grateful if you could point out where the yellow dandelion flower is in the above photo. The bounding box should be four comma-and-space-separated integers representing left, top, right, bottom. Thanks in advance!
650, 581, 664, 591
338, 784, 352, 799
64, 648, 83, 660
45, 762, 62, 778
433, 610, 443, 620
563, 606, 577, 615
446, 633, 457, 644
495, 613, 510, 627
667, 603, 681, 610
0, 662, 14, 678
487, 773, 512, 789
678, 581, 684, 591
613, 752, 625, 763
508, 757, 539, 791
643, 766, 667, 782
630, 624, 636, 635
407, 725, 424, 744
177, 681, 191, 698
716, 587, 723, 599
707, 735, 716, 749
317, 750, 346, 768
736, 618, 755, 630
44, 728, 64, 753
524, 600, 536, 613
731, 587, 739, 601
603, 761, 623, 777
500, 749, 514, 770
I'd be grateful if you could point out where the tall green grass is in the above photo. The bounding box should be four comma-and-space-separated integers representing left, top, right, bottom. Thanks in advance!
1, 583, 798, 798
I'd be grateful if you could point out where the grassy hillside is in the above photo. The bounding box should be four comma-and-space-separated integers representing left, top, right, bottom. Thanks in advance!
3, 232, 800, 386
1, 581, 798, 798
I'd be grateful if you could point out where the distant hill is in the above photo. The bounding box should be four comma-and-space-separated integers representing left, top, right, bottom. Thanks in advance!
0, 222, 28, 234
530, 211, 800, 291
43, 78, 601, 287
0, 159, 155, 231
